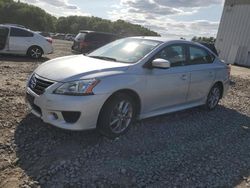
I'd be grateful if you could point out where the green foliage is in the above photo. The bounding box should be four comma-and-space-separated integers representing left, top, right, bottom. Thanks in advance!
0, 0, 57, 31
55, 17, 160, 36
191, 36, 216, 44
0, 0, 160, 36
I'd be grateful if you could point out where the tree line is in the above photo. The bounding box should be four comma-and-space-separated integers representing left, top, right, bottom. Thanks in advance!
191, 36, 216, 44
0, 0, 160, 37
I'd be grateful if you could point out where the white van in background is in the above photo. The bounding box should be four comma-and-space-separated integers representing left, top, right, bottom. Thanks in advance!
0, 24, 53, 59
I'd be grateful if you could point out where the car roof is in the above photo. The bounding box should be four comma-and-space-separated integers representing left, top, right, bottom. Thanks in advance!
0, 24, 26, 28
130, 36, 209, 46
129, 36, 218, 56
130, 36, 188, 43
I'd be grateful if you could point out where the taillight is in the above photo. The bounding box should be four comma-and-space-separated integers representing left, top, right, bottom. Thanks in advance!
46, 38, 53, 44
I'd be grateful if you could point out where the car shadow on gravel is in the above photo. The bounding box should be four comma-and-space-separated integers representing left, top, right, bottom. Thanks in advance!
0, 54, 49, 62
14, 106, 250, 187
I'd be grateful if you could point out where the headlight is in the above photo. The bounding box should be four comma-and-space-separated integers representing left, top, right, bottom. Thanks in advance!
54, 79, 100, 96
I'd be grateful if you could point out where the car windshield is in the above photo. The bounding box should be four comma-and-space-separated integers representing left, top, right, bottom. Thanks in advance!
88, 38, 162, 63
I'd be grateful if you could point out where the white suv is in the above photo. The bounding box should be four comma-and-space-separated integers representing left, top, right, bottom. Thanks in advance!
0, 24, 53, 59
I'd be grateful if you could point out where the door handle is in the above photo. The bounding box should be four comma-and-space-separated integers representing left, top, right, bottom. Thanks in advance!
181, 74, 188, 80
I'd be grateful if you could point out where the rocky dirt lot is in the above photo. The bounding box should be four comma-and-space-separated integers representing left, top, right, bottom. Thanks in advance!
0, 40, 250, 188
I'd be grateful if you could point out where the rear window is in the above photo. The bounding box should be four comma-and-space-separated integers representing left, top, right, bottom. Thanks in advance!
75, 32, 86, 40
85, 33, 103, 42
38, 32, 51, 37
199, 42, 218, 56
83, 33, 117, 42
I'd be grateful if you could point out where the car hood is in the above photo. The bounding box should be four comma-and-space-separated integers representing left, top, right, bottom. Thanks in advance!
35, 55, 130, 82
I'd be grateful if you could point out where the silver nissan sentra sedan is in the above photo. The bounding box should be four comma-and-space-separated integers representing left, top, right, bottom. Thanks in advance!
26, 37, 230, 138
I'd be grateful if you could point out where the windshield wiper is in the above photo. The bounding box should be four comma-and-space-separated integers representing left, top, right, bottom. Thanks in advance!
88, 55, 117, 62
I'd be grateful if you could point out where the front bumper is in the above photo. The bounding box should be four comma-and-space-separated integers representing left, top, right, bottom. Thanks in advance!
26, 87, 108, 131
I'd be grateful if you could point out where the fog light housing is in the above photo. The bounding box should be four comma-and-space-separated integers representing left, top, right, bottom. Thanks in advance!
62, 111, 81, 123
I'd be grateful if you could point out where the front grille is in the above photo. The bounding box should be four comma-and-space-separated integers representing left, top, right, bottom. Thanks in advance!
29, 75, 54, 95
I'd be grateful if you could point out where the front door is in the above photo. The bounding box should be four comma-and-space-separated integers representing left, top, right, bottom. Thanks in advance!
143, 44, 190, 113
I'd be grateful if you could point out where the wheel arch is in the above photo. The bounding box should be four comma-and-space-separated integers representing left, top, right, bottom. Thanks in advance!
99, 89, 142, 118
26, 45, 44, 55
213, 81, 224, 99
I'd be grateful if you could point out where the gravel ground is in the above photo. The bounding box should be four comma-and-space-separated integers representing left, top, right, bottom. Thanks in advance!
0, 40, 250, 188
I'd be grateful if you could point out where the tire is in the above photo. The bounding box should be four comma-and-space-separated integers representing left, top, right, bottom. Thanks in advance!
97, 93, 136, 139
28, 46, 43, 59
205, 84, 222, 110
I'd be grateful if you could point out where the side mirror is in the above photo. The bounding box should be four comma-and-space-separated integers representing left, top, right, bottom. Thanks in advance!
152, 58, 170, 69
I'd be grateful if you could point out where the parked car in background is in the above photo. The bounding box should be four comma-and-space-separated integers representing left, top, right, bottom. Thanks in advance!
65, 34, 75, 41
37, 31, 53, 44
0, 24, 53, 59
72, 30, 118, 54
52, 33, 66, 40
37, 31, 51, 38
26, 37, 230, 138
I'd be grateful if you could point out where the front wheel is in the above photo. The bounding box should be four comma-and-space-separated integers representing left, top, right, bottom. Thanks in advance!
97, 94, 136, 138
28, 46, 43, 59
205, 84, 222, 110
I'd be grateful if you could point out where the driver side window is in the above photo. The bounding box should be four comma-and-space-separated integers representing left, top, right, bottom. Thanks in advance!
155, 45, 187, 67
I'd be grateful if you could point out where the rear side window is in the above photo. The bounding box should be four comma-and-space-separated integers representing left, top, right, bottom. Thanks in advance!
155, 45, 187, 67
188, 46, 214, 65
10, 28, 33, 37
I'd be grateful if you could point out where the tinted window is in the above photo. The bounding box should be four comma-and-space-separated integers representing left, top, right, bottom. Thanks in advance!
85, 33, 97, 42
189, 46, 214, 65
10, 28, 33, 37
102, 34, 116, 42
155, 45, 187, 67
85, 33, 116, 42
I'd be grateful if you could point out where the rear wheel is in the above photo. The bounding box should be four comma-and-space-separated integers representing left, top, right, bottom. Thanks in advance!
97, 94, 136, 138
206, 84, 222, 110
28, 46, 43, 59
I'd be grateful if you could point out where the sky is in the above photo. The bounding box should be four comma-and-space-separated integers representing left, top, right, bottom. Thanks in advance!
18, 0, 225, 39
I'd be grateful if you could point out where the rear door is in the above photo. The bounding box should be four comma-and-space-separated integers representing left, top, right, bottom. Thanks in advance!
186, 45, 216, 103
9, 27, 34, 53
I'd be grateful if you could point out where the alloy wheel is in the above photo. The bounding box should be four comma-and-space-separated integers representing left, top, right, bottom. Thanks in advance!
30, 48, 42, 59
109, 100, 133, 134
207, 86, 221, 109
